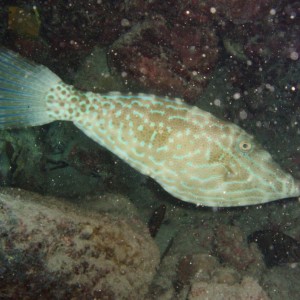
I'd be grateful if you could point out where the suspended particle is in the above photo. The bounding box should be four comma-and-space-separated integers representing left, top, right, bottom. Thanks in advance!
256, 121, 262, 127
213, 99, 221, 106
121, 19, 130, 27
210, 7, 217, 14
290, 51, 299, 60
239, 110, 247, 120
265, 83, 275, 92
233, 92, 241, 100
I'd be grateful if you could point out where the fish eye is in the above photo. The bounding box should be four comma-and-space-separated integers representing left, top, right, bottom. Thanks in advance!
239, 141, 252, 152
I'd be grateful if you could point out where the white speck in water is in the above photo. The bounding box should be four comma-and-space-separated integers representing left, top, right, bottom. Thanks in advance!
265, 83, 275, 92
290, 263, 298, 269
190, 46, 196, 53
269, 9, 276, 15
214, 99, 221, 106
290, 12, 296, 19
290, 51, 299, 60
233, 92, 241, 100
121, 19, 130, 27
121, 71, 127, 78
256, 121, 262, 127
239, 110, 247, 120
210, 7, 217, 14
255, 86, 263, 94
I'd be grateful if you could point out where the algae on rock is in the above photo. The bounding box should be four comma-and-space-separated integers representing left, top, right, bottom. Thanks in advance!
0, 188, 160, 299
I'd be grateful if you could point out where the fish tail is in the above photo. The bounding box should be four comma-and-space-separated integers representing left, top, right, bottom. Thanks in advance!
0, 48, 62, 129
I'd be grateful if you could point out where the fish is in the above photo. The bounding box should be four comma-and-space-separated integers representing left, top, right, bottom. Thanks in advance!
0, 48, 299, 207
148, 204, 166, 237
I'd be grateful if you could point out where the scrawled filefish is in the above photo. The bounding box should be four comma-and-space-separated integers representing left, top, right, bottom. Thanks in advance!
0, 48, 299, 207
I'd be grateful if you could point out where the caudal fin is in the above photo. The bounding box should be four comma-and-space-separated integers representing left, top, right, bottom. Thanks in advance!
0, 48, 61, 128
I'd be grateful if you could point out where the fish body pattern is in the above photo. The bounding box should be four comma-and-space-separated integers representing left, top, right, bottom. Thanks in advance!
0, 48, 299, 207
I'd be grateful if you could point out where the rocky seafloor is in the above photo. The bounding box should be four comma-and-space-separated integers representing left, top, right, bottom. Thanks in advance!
2, 184, 300, 299
0, 0, 300, 299
0, 189, 160, 299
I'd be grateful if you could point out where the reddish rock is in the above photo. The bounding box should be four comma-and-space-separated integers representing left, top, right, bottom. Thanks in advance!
109, 16, 219, 102
188, 277, 270, 300
0, 188, 159, 299
150, 0, 212, 26
38, 0, 153, 50
214, 225, 265, 272
208, 0, 278, 24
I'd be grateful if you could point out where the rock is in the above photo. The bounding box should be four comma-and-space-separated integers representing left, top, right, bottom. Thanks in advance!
214, 225, 265, 273
188, 276, 270, 300
73, 46, 126, 93
109, 16, 219, 103
261, 265, 300, 300
212, 267, 241, 285
208, 0, 278, 24
76, 193, 140, 220
175, 253, 220, 292
0, 188, 159, 299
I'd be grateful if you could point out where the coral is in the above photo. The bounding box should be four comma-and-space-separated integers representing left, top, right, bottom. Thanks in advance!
188, 276, 270, 300
0, 188, 159, 299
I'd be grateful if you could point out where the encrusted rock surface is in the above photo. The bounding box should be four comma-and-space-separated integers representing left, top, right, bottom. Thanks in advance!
0, 188, 159, 299
188, 276, 270, 300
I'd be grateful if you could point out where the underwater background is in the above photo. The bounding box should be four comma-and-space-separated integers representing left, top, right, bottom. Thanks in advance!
0, 0, 300, 299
